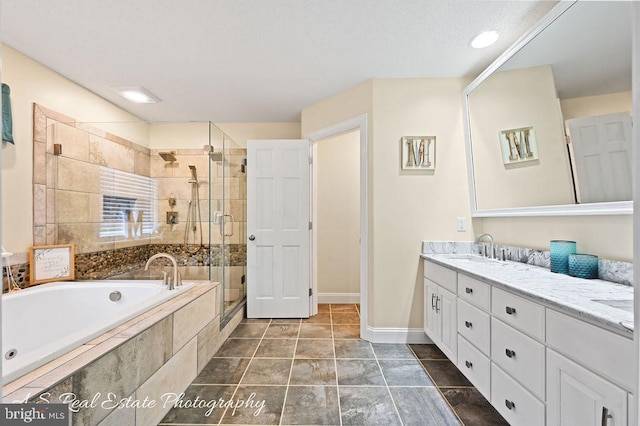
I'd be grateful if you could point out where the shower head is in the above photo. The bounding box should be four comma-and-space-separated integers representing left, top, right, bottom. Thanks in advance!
159, 152, 177, 162
188, 165, 198, 183
209, 151, 223, 162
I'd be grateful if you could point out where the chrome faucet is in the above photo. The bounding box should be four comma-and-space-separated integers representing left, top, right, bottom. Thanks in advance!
145, 253, 181, 290
476, 233, 495, 259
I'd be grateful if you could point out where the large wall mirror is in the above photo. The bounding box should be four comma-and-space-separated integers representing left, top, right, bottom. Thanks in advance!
463, 0, 633, 217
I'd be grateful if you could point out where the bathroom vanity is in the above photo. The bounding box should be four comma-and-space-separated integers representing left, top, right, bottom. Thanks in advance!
422, 254, 634, 426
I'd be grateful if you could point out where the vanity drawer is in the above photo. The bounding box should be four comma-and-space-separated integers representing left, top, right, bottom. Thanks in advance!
424, 260, 457, 293
546, 309, 634, 391
491, 363, 545, 426
458, 274, 491, 311
457, 299, 490, 355
458, 335, 490, 399
491, 317, 545, 399
492, 287, 545, 340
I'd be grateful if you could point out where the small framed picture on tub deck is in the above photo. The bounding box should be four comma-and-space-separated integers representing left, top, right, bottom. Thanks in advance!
29, 244, 75, 284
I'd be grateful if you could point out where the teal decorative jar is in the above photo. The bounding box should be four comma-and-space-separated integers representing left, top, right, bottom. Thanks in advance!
568, 254, 599, 279
550, 240, 576, 274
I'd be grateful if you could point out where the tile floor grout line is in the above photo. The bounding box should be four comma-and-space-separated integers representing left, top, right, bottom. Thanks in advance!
278, 316, 302, 426
216, 319, 272, 425
330, 304, 343, 426
370, 341, 405, 426
407, 345, 466, 426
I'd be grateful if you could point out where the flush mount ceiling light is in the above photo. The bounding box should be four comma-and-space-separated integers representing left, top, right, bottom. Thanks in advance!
470, 30, 499, 49
113, 86, 161, 103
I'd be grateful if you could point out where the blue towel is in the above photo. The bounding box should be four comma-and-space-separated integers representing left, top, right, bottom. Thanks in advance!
2, 83, 14, 144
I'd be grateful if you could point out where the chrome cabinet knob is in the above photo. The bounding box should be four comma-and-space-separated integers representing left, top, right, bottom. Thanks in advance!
249, 235, 256, 241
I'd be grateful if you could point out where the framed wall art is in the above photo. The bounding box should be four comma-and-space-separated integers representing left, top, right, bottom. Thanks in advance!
499, 127, 539, 165
401, 136, 436, 170
29, 244, 75, 284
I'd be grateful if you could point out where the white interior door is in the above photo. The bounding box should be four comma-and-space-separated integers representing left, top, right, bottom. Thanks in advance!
566, 112, 632, 203
247, 139, 311, 318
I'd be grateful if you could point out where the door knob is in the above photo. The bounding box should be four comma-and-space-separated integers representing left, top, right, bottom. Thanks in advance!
249, 235, 256, 241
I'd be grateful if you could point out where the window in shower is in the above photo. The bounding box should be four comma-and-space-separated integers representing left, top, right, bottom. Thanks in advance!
99, 166, 158, 239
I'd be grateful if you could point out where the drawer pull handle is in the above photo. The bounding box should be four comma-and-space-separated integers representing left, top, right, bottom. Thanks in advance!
505, 349, 516, 358
465, 287, 473, 294
602, 407, 612, 426
505, 400, 516, 410
435, 296, 441, 313
465, 321, 472, 328
431, 294, 436, 309
465, 360, 472, 368
505, 306, 516, 315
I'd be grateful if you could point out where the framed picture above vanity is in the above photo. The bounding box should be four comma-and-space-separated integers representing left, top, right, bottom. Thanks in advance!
462, 0, 633, 217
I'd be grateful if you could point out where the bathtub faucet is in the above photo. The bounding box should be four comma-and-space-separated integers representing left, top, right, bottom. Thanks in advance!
144, 253, 182, 290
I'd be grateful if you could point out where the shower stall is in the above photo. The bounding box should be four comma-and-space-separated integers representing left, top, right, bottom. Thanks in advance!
41, 116, 246, 326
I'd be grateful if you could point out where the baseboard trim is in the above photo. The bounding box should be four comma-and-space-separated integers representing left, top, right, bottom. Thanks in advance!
364, 326, 432, 344
317, 293, 360, 304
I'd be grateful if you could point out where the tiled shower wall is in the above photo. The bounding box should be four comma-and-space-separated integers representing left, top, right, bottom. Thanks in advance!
33, 103, 152, 252
3, 104, 247, 290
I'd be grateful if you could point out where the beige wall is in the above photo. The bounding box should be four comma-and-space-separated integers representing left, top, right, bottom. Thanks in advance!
1, 45, 148, 254
560, 91, 632, 121
475, 215, 632, 262
302, 78, 475, 329
317, 131, 360, 294
371, 79, 475, 328
469, 65, 574, 209
216, 122, 301, 147
148, 122, 210, 150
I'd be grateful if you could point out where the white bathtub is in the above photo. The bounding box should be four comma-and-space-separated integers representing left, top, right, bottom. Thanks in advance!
2, 280, 192, 385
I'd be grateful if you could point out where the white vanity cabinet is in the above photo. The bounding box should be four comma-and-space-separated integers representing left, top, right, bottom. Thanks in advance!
422, 258, 634, 426
547, 349, 627, 426
423, 262, 458, 360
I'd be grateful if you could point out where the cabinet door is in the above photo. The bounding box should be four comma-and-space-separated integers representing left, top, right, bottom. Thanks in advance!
424, 279, 441, 343
439, 287, 457, 361
547, 349, 627, 426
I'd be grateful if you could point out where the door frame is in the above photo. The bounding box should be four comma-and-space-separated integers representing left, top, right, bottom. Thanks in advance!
305, 114, 369, 340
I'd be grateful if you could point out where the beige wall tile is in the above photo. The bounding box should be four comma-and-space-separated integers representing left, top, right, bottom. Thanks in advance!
46, 189, 55, 224
114, 237, 151, 249
89, 134, 135, 173
33, 142, 46, 185
54, 123, 89, 162
97, 391, 136, 426
156, 177, 191, 200
89, 193, 103, 223
57, 156, 100, 193
76, 122, 107, 139
45, 154, 55, 188
197, 316, 221, 373
57, 190, 90, 224
172, 288, 217, 353
150, 155, 175, 178
46, 225, 57, 245
135, 338, 198, 426
33, 184, 46, 226
58, 223, 114, 253
33, 106, 47, 143
33, 226, 46, 246
170, 156, 209, 179
134, 151, 150, 177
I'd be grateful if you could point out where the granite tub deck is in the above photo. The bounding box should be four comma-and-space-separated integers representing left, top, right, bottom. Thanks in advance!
2, 281, 243, 426
422, 253, 633, 336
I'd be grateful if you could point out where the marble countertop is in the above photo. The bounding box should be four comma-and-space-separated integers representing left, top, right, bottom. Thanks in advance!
421, 253, 633, 337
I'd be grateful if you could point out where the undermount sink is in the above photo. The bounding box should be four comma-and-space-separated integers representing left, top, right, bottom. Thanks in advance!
439, 254, 503, 264
592, 299, 633, 313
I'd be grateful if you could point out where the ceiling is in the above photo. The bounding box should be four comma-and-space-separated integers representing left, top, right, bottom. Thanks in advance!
1, 0, 557, 123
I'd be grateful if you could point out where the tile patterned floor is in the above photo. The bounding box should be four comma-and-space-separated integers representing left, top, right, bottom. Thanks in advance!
159, 304, 507, 425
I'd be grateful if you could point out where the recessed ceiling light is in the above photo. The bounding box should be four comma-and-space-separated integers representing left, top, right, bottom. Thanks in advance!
471, 30, 499, 49
113, 86, 161, 103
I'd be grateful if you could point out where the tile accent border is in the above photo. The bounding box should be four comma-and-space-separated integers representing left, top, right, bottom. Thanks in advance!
422, 241, 633, 286
2, 281, 232, 426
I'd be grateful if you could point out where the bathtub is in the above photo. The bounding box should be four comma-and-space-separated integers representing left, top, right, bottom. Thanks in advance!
2, 280, 193, 385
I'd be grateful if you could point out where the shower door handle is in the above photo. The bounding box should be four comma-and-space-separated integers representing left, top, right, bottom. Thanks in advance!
223, 214, 234, 237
